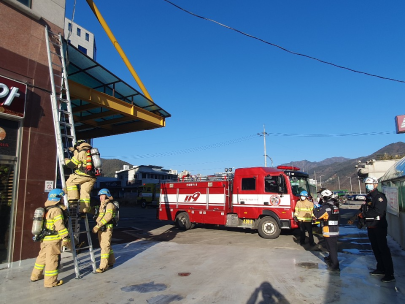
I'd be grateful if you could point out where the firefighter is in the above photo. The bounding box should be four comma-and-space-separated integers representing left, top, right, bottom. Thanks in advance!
30, 189, 70, 287
361, 177, 395, 282
92, 188, 116, 273
294, 191, 316, 246
313, 189, 340, 272
65, 140, 97, 213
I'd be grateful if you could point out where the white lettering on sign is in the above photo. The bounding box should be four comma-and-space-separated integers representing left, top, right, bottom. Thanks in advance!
401, 118, 405, 129
0, 83, 20, 106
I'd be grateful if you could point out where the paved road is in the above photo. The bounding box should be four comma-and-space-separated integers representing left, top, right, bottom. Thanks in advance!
1, 201, 404, 304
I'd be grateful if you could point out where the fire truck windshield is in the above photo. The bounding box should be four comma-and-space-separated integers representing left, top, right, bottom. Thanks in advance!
288, 176, 310, 197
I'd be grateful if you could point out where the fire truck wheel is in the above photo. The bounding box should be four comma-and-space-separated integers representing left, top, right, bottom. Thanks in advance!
257, 216, 281, 239
141, 200, 147, 209
175, 212, 192, 230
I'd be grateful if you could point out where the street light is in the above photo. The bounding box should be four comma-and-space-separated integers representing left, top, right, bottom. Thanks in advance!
358, 177, 362, 194
347, 176, 353, 192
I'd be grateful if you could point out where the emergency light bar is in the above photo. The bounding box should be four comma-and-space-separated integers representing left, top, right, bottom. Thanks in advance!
277, 165, 300, 171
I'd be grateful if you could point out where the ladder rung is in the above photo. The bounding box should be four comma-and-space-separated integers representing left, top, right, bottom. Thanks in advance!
52, 62, 63, 68
75, 231, 90, 235
50, 41, 61, 47
50, 51, 62, 57
59, 109, 71, 114
76, 245, 91, 251
62, 135, 75, 139
47, 29, 60, 37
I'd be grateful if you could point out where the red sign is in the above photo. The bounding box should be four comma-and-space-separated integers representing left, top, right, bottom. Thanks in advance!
0, 75, 27, 118
395, 115, 405, 134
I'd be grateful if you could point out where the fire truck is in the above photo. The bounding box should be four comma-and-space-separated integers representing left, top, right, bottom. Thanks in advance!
158, 166, 312, 238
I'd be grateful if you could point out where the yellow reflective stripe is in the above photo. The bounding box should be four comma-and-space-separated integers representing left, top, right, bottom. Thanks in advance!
101, 254, 109, 259
45, 270, 58, 276
106, 209, 113, 214
43, 235, 61, 241
67, 186, 78, 191
58, 228, 68, 238
101, 219, 107, 225
54, 215, 63, 222
106, 224, 113, 228
79, 198, 90, 203
75, 170, 90, 176
109, 250, 114, 254
35, 263, 45, 270
71, 157, 80, 165
99, 212, 105, 216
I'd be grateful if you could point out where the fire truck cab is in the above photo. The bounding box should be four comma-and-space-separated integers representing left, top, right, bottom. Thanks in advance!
158, 166, 311, 239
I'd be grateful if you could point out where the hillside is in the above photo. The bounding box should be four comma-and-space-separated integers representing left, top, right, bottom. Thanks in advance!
284, 142, 405, 192
101, 158, 133, 177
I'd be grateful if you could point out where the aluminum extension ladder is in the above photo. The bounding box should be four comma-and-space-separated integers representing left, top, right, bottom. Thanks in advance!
44, 26, 97, 278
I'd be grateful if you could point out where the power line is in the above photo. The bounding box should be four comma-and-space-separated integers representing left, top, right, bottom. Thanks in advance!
162, 0, 405, 84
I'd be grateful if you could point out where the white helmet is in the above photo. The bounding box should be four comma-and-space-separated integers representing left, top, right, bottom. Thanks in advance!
320, 189, 333, 199
364, 176, 378, 184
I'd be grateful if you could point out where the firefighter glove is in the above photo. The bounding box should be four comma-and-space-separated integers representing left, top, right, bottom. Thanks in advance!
358, 213, 364, 219
62, 238, 72, 250
347, 219, 354, 225
293, 216, 298, 223
92, 226, 100, 234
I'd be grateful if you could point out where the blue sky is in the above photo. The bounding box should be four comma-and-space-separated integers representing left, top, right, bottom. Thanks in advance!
65, 0, 405, 175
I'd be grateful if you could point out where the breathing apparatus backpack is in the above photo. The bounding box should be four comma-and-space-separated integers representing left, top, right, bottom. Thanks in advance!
111, 200, 120, 227
31, 206, 61, 242
85, 148, 102, 176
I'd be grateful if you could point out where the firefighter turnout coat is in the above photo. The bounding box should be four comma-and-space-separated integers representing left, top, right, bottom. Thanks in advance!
294, 199, 314, 222
95, 198, 116, 270
30, 201, 69, 287
65, 142, 96, 212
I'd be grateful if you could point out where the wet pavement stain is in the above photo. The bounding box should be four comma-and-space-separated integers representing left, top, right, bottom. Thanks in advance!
121, 282, 168, 293
146, 294, 183, 304
296, 262, 319, 269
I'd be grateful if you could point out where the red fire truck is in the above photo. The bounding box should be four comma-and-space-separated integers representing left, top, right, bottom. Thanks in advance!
158, 166, 312, 238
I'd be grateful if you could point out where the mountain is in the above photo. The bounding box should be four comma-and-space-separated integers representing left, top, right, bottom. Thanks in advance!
101, 158, 133, 177
283, 142, 405, 193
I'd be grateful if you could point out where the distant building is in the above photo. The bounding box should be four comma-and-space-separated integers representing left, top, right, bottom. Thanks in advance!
356, 159, 398, 180
64, 18, 96, 59
115, 165, 178, 186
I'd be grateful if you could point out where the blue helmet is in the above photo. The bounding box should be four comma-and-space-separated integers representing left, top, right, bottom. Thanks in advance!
300, 190, 308, 197
98, 188, 111, 197
48, 189, 65, 202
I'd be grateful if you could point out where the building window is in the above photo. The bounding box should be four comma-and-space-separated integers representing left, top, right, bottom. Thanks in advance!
17, 0, 31, 7
77, 45, 87, 55
68, 23, 72, 32
77, 27, 81, 36
85, 33, 90, 41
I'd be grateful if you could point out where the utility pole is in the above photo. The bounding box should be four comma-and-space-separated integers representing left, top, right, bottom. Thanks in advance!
338, 176, 340, 190
347, 176, 353, 193
257, 125, 269, 167
320, 175, 324, 188
314, 171, 317, 192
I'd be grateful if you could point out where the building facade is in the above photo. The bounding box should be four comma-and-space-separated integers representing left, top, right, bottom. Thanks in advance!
0, 0, 66, 266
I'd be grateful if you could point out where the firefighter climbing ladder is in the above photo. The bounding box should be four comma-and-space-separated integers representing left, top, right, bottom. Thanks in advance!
44, 26, 97, 278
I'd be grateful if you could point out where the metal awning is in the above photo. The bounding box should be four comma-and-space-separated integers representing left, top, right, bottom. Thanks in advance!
66, 42, 170, 139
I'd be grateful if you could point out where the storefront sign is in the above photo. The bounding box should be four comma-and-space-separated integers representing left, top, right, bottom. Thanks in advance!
0, 118, 19, 156
0, 75, 26, 118
382, 186, 399, 216
395, 114, 405, 134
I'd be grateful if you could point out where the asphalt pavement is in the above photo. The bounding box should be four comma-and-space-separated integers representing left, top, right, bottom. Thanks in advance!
0, 202, 404, 304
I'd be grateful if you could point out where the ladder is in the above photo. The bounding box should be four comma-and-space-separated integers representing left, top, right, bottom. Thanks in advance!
44, 26, 97, 278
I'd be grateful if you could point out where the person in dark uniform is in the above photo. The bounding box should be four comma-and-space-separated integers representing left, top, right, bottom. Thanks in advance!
313, 189, 340, 272
361, 177, 395, 283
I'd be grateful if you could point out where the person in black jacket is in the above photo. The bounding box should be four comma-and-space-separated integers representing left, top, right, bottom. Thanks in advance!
313, 189, 340, 272
361, 177, 395, 283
